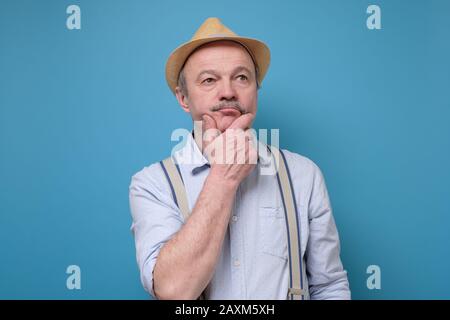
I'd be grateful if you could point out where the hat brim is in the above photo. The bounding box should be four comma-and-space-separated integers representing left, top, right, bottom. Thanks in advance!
165, 36, 270, 94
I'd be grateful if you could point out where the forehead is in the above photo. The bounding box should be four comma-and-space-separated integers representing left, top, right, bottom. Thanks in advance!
184, 41, 255, 73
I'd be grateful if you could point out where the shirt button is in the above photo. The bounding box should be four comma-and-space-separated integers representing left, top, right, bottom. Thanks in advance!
232, 215, 238, 222
234, 259, 241, 267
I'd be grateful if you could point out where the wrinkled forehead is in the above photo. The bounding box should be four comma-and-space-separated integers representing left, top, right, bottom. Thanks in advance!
183, 40, 257, 74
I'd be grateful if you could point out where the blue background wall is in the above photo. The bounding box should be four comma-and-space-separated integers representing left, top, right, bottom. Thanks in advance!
1, 0, 449, 299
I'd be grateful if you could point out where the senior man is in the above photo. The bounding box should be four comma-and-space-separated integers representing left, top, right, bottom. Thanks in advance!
129, 17, 350, 300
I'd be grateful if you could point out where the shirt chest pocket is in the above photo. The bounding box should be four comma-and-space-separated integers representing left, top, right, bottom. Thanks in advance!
259, 206, 288, 260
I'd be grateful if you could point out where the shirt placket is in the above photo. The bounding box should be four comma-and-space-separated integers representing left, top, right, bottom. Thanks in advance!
229, 183, 246, 299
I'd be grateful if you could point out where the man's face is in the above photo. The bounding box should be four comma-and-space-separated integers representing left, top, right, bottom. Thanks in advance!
175, 40, 258, 133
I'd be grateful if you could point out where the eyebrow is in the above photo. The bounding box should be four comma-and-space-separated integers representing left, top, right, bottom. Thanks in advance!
196, 65, 253, 81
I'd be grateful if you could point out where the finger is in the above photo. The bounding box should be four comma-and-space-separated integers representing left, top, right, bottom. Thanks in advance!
243, 130, 258, 165
244, 129, 257, 148
249, 146, 258, 165
228, 113, 255, 130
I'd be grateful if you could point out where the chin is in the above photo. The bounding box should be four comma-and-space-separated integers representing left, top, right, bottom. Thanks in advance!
217, 116, 239, 132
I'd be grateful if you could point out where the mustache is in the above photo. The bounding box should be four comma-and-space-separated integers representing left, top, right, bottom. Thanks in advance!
210, 101, 247, 114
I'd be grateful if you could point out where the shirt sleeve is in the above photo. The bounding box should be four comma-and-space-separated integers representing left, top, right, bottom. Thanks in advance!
128, 163, 184, 298
305, 161, 351, 300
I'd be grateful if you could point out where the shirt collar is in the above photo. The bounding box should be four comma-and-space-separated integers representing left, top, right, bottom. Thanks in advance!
172, 130, 273, 175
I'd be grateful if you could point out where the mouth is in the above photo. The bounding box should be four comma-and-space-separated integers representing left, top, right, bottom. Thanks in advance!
215, 107, 242, 116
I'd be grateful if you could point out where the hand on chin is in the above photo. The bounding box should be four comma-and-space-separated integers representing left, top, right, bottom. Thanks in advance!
213, 108, 244, 132
215, 115, 240, 132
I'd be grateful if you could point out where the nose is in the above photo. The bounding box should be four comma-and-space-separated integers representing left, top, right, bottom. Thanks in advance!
218, 79, 237, 101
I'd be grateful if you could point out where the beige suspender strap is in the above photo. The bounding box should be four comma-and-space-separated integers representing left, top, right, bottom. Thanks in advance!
268, 145, 308, 300
160, 157, 191, 221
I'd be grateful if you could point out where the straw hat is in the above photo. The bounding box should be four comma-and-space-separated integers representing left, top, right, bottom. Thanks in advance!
165, 17, 271, 94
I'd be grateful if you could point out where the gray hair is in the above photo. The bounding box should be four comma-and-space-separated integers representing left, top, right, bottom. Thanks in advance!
177, 65, 260, 97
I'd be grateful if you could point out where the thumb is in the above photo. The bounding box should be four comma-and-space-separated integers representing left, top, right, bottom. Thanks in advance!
202, 114, 220, 157
202, 114, 218, 132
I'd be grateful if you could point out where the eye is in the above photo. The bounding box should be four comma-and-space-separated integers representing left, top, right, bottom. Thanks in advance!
202, 77, 215, 84
237, 74, 248, 81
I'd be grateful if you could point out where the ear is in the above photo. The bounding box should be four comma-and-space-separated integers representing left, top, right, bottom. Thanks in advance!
175, 86, 190, 113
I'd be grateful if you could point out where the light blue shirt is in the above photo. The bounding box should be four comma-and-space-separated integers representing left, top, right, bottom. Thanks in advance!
129, 132, 351, 299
